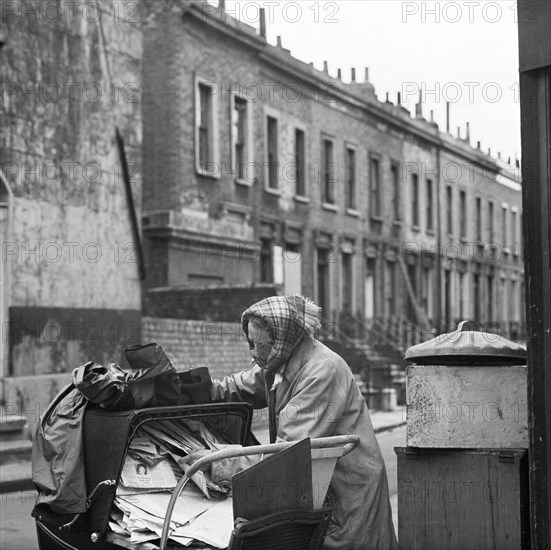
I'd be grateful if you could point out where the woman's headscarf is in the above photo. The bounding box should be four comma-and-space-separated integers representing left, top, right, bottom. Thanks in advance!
241, 294, 321, 372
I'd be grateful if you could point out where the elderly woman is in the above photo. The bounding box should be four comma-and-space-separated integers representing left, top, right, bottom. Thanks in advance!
210, 294, 398, 550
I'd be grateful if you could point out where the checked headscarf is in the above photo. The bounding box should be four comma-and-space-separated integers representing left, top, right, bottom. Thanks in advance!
241, 295, 321, 372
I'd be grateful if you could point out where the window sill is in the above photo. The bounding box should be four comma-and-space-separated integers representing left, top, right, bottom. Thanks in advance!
346, 208, 360, 218
411, 225, 421, 233
370, 215, 383, 223
322, 203, 338, 212
460, 236, 469, 243
426, 228, 436, 236
196, 168, 221, 180
392, 219, 402, 227
235, 178, 253, 187
294, 195, 310, 204
264, 187, 281, 197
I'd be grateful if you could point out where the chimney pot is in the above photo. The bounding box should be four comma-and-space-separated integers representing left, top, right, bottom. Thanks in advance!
259, 8, 266, 37
488, 147, 491, 155
457, 126, 461, 139
351, 68, 356, 82
365, 67, 369, 81
324, 61, 329, 73
337, 68, 342, 80
477, 141, 481, 149
446, 102, 450, 133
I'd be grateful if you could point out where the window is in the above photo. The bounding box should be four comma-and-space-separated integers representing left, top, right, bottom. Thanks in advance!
391, 163, 400, 220
488, 201, 494, 242
476, 197, 482, 241
232, 96, 250, 182
487, 275, 494, 322
266, 116, 279, 189
502, 207, 508, 248
385, 260, 396, 315
411, 173, 419, 227
511, 210, 518, 252
365, 258, 377, 318
510, 280, 517, 321
342, 252, 353, 311
458, 272, 465, 319
260, 239, 273, 283
444, 270, 452, 326
421, 267, 431, 317
459, 190, 467, 238
345, 147, 356, 210
473, 274, 481, 321
370, 157, 381, 217
283, 244, 302, 295
317, 248, 330, 320
196, 81, 218, 175
446, 185, 453, 234
426, 179, 433, 230
295, 129, 306, 197
322, 139, 335, 204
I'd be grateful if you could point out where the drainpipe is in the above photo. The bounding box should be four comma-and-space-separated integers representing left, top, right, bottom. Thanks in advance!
435, 144, 443, 334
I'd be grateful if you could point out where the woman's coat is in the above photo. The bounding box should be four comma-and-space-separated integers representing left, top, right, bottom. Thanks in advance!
211, 336, 398, 550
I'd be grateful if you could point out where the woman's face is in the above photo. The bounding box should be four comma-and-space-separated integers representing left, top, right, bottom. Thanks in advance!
247, 321, 273, 369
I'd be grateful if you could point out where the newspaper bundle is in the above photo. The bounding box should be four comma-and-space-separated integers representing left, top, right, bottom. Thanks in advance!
109, 418, 236, 548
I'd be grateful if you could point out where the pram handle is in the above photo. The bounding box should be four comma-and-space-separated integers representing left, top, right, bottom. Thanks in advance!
159, 435, 360, 550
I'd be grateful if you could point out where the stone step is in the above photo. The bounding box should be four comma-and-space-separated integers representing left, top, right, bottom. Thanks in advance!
0, 438, 32, 466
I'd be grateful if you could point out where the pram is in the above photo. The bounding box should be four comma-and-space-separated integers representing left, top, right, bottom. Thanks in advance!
34, 401, 359, 550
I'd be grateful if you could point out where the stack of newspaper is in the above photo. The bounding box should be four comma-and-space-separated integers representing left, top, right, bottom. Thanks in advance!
109, 419, 236, 548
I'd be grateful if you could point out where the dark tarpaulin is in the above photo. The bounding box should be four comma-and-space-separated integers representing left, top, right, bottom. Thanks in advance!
31, 343, 183, 514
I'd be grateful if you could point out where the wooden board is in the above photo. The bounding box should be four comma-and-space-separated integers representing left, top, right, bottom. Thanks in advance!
406, 365, 528, 448
232, 438, 313, 521
396, 447, 530, 550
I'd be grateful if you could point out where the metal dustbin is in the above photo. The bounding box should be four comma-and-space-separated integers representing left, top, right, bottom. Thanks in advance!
395, 320, 530, 550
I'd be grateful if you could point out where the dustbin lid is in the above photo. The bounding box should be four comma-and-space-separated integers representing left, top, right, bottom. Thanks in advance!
404, 320, 526, 365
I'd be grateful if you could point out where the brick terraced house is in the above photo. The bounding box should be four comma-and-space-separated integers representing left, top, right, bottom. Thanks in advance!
141, 0, 525, 347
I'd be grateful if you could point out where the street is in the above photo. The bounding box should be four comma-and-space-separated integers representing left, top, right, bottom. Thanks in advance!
0, 425, 405, 550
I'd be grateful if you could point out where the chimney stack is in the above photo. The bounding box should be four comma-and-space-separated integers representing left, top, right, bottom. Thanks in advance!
415, 90, 423, 118
457, 126, 461, 139
337, 68, 342, 80
446, 102, 450, 133
324, 61, 329, 73
466, 122, 470, 143
351, 68, 356, 82
365, 67, 369, 81
276, 36, 282, 48
259, 8, 266, 38
397, 92, 402, 105
477, 141, 481, 150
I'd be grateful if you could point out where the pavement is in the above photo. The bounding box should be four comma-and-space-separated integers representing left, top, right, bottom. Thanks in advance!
0, 406, 407, 494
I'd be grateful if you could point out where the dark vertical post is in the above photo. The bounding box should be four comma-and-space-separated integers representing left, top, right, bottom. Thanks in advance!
518, 1, 551, 547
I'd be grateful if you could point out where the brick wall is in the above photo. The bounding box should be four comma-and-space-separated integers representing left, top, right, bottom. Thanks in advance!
145, 284, 279, 322
142, 316, 251, 380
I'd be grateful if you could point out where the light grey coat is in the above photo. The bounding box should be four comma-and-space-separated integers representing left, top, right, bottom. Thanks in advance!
211, 336, 398, 550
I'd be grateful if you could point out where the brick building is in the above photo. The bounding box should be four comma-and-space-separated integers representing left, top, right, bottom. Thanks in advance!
0, 0, 525, 417
0, 0, 143, 409
141, 0, 525, 344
